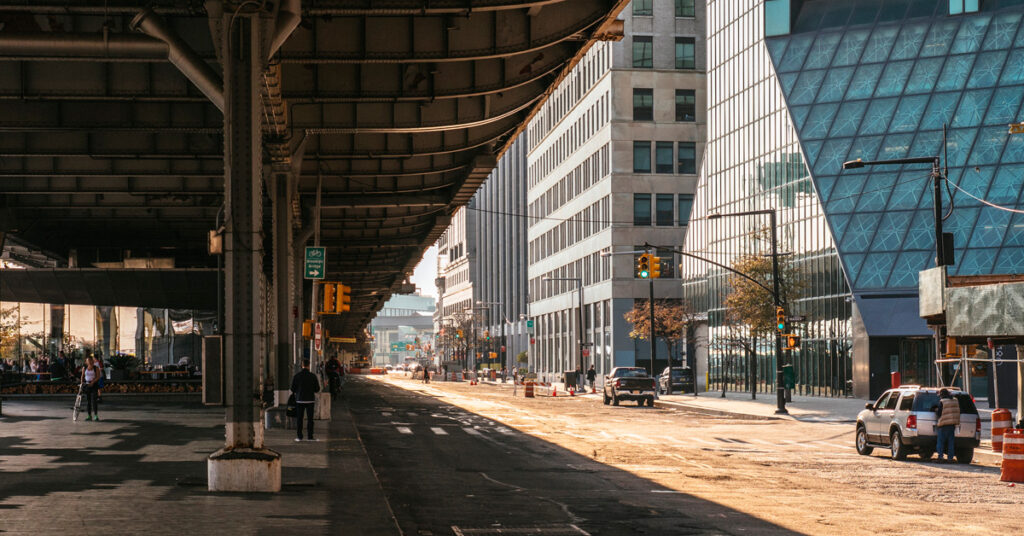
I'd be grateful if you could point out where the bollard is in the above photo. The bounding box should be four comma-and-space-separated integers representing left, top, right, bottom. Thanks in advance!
1000, 429, 1024, 483
993, 408, 1012, 453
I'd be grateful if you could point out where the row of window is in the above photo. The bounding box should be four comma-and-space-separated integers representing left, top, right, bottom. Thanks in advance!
632, 36, 698, 70
528, 92, 611, 188
634, 0, 696, 18
529, 251, 612, 302
531, 300, 614, 378
528, 42, 612, 152
444, 266, 471, 290
441, 298, 472, 319
528, 196, 611, 266
446, 242, 465, 262
633, 88, 696, 122
528, 144, 610, 225
633, 141, 699, 175
633, 193, 694, 227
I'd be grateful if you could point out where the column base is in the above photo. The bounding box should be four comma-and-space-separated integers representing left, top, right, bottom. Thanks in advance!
207, 447, 282, 492
314, 391, 331, 420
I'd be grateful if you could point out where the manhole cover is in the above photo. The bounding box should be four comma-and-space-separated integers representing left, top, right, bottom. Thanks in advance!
451, 526, 590, 536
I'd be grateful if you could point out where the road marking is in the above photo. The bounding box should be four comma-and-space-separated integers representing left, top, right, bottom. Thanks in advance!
396, 426, 413, 435
431, 427, 448, 435
381, 412, 392, 417
463, 427, 483, 436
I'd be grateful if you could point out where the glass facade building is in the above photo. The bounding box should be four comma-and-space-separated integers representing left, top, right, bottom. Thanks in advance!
683, 0, 1024, 399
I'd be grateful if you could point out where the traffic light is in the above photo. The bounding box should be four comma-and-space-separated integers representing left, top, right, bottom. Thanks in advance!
650, 256, 662, 279
336, 284, 351, 313
784, 334, 800, 351
456, 330, 463, 339
637, 253, 651, 279
322, 282, 336, 314
484, 330, 491, 341
775, 306, 786, 332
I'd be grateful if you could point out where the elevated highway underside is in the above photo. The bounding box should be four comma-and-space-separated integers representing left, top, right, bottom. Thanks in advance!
0, 0, 626, 491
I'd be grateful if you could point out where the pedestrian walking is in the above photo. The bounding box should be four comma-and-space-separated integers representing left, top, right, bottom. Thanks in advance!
422, 366, 430, 384
934, 388, 960, 463
586, 365, 597, 392
290, 359, 320, 442
81, 356, 101, 421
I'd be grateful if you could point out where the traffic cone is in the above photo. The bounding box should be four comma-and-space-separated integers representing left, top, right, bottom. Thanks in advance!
552, 385, 557, 397
569, 387, 575, 396
591, 386, 596, 394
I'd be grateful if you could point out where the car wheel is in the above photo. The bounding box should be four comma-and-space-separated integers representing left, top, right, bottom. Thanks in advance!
637, 399, 645, 406
918, 448, 934, 461
612, 395, 619, 406
855, 425, 873, 456
647, 396, 655, 407
603, 393, 610, 405
890, 430, 908, 460
955, 447, 974, 464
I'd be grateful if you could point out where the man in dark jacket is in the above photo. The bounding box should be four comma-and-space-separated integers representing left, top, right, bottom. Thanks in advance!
291, 359, 320, 442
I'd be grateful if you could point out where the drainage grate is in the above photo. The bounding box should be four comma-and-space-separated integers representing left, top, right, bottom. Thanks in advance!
451, 525, 590, 536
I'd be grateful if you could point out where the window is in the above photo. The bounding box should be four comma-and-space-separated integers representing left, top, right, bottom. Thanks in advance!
678, 142, 697, 174
675, 90, 696, 122
656, 142, 674, 173
657, 247, 675, 278
633, 141, 651, 173
675, 0, 695, 17
899, 393, 915, 411
678, 194, 694, 226
675, 37, 695, 70
633, 0, 653, 16
632, 36, 653, 68
884, 393, 900, 410
948, 0, 979, 15
633, 88, 653, 121
656, 194, 674, 226
764, 0, 791, 36
633, 194, 651, 226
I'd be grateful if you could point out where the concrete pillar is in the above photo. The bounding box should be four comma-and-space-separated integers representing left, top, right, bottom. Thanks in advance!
1018, 345, 1024, 428
272, 171, 295, 404
207, 10, 281, 493
49, 304, 64, 356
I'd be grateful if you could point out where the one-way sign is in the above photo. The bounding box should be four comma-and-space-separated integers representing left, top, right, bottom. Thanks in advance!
304, 247, 326, 280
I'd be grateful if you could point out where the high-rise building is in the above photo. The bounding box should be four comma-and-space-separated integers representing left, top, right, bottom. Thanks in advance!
683, 0, 1024, 400
526, 0, 708, 382
370, 294, 436, 366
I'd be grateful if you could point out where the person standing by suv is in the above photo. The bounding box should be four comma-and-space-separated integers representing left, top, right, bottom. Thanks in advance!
935, 389, 960, 463
290, 359, 320, 442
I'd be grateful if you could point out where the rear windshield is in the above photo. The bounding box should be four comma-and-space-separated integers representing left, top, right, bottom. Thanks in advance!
911, 392, 978, 414
614, 368, 648, 378
670, 369, 689, 378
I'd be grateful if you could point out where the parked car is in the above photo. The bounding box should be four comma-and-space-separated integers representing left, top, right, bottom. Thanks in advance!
658, 367, 694, 395
603, 367, 657, 407
855, 385, 981, 463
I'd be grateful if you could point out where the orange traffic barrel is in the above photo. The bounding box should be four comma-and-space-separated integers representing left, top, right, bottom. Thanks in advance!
992, 408, 1012, 453
1001, 429, 1024, 483
524, 381, 535, 398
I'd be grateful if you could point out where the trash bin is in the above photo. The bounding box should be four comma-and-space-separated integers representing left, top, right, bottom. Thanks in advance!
563, 370, 578, 390
890, 371, 901, 389
782, 364, 795, 390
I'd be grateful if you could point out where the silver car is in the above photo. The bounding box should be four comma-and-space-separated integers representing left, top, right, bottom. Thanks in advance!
855, 386, 981, 463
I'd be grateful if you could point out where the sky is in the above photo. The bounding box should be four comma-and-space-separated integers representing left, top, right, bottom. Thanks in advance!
410, 246, 438, 297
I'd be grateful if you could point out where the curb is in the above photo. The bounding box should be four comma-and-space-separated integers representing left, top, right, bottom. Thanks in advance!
654, 398, 783, 421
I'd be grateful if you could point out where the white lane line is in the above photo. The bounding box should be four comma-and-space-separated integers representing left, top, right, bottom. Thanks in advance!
463, 427, 483, 436
381, 412, 392, 417
818, 442, 853, 450
431, 427, 448, 435
396, 426, 413, 435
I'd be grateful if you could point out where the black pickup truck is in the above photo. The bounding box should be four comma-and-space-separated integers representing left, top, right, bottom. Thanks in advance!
603, 367, 657, 407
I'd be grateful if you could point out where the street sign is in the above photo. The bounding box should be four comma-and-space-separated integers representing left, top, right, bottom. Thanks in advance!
314, 322, 322, 352
329, 337, 357, 343
304, 247, 326, 279
582, 349, 590, 357
787, 315, 807, 322
526, 320, 534, 328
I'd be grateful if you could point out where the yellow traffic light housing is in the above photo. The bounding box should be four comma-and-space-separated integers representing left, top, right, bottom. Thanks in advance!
650, 256, 662, 279
484, 330, 491, 341
322, 282, 336, 314
336, 284, 352, 313
784, 334, 800, 350
637, 253, 651, 279
775, 306, 786, 332
456, 330, 463, 339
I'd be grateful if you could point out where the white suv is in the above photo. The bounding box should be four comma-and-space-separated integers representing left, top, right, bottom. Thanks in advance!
855, 386, 981, 463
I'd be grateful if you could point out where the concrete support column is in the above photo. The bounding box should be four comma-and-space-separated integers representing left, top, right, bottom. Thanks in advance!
272, 171, 295, 404
207, 10, 281, 493
49, 304, 64, 356
1017, 345, 1024, 428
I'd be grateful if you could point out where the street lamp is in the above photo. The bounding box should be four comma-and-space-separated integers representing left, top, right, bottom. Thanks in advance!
707, 208, 788, 415
541, 277, 585, 381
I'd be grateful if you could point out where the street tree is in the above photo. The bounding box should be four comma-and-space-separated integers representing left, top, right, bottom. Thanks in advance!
623, 299, 699, 364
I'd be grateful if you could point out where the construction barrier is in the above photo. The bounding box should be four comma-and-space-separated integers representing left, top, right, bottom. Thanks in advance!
1001, 429, 1024, 483
992, 408, 1012, 453
524, 381, 535, 398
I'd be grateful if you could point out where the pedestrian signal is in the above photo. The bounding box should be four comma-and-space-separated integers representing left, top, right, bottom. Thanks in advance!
784, 334, 800, 350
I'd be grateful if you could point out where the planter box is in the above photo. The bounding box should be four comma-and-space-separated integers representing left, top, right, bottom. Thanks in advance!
109, 369, 128, 381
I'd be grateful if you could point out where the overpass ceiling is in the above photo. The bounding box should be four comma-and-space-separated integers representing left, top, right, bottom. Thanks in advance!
0, 0, 626, 335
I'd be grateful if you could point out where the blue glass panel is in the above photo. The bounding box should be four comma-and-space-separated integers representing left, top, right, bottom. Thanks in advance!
952, 166, 992, 208
845, 63, 884, 99
989, 165, 1024, 204
944, 206, 981, 251
887, 250, 931, 288
984, 87, 1024, 125
955, 248, 997, 275
814, 138, 853, 176
859, 98, 899, 135
891, 23, 930, 60
855, 172, 898, 211
779, 72, 800, 95
1002, 212, 1024, 247
944, 128, 978, 167
843, 253, 866, 284
802, 140, 823, 164
848, 0, 882, 26
862, 26, 899, 63
804, 103, 839, 139
920, 92, 960, 130
846, 135, 883, 162
832, 29, 870, 66
907, 0, 939, 19
910, 130, 943, 157
952, 14, 991, 54
816, 175, 838, 202
842, 213, 882, 252
874, 60, 914, 96
828, 213, 853, 243
789, 105, 811, 130
1002, 130, 1024, 164
969, 209, 1011, 248
829, 100, 869, 136
805, 33, 842, 70
779, 33, 814, 72
871, 210, 913, 250
827, 175, 865, 213
953, 89, 993, 127
968, 127, 1008, 166
920, 19, 960, 58
994, 247, 1024, 274
879, 133, 914, 161
765, 38, 789, 64
878, 0, 910, 22
817, 67, 855, 102
902, 210, 936, 249
856, 253, 897, 288
886, 171, 926, 210
1000, 49, 1024, 85
983, 12, 1022, 50
936, 54, 976, 91
890, 95, 929, 132
968, 51, 1008, 88
905, 57, 945, 94
790, 69, 827, 105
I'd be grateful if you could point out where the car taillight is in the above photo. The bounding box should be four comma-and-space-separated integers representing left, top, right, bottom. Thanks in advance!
907, 415, 917, 430
977, 418, 982, 432
615, 380, 622, 388
652, 380, 657, 389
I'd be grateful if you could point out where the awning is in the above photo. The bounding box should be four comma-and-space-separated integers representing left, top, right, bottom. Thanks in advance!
0, 268, 217, 309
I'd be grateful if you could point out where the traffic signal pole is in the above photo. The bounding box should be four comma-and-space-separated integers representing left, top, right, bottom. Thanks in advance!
649, 275, 656, 377
769, 210, 787, 415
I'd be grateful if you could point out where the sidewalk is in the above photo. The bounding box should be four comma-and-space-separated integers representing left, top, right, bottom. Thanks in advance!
656, 390, 865, 422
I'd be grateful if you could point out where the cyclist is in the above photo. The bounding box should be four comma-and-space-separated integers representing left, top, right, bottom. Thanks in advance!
325, 355, 343, 397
